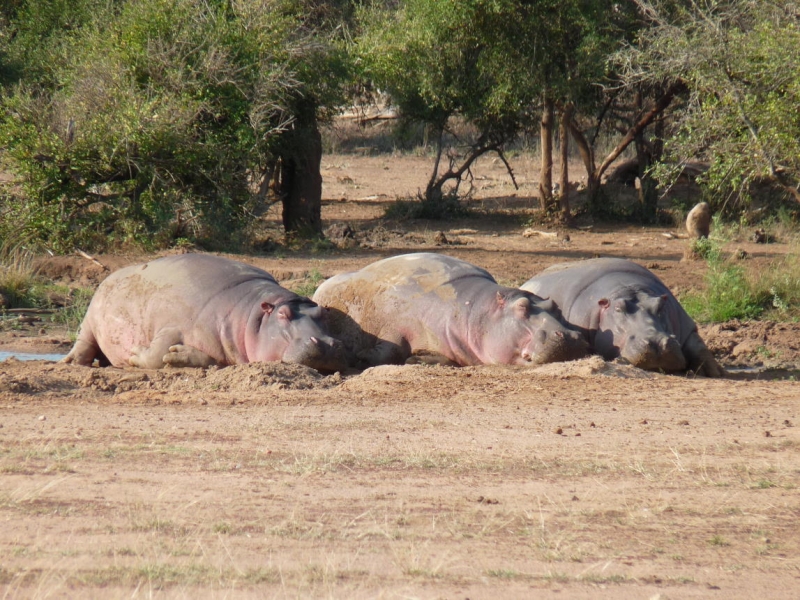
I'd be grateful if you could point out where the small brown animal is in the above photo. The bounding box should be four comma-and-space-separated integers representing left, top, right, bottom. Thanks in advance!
686, 202, 711, 239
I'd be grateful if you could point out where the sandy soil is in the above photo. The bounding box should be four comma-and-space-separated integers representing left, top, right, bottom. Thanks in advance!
1, 153, 799, 599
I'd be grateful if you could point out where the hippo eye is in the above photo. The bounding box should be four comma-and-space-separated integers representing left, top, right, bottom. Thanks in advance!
277, 306, 295, 321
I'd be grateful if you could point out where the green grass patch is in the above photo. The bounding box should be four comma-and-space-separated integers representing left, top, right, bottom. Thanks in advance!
681, 240, 800, 322
291, 268, 325, 298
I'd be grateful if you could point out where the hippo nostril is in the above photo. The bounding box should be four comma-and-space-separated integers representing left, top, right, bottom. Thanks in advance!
521, 349, 532, 361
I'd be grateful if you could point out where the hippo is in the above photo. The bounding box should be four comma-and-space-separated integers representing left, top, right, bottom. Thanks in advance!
520, 258, 724, 376
62, 254, 348, 372
311, 253, 587, 367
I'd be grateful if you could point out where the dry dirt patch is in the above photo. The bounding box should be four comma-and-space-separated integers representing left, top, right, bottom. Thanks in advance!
1, 153, 799, 598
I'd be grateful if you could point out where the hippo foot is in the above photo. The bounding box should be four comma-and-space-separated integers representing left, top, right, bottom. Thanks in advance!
163, 344, 218, 368
683, 333, 726, 378
62, 340, 99, 367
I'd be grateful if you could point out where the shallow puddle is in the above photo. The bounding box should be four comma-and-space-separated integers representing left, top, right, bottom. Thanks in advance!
0, 351, 67, 362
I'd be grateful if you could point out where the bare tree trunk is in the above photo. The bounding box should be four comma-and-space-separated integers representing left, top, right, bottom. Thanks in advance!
558, 102, 574, 221
568, 118, 600, 207
424, 124, 446, 203
279, 117, 323, 236
538, 96, 554, 211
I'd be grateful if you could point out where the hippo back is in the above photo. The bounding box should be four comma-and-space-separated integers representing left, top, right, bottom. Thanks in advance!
522, 258, 685, 330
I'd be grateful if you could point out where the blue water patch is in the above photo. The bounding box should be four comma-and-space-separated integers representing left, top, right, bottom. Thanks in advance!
0, 351, 67, 362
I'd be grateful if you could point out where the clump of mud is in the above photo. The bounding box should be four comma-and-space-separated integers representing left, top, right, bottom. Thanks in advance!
531, 355, 656, 379
1, 361, 341, 400
201, 363, 340, 391
101, 362, 340, 393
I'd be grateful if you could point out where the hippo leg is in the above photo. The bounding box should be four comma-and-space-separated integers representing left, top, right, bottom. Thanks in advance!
683, 332, 726, 377
61, 339, 100, 366
164, 344, 218, 368
129, 327, 185, 369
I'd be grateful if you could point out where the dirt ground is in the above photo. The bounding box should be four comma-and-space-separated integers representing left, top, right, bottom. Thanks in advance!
1, 153, 799, 599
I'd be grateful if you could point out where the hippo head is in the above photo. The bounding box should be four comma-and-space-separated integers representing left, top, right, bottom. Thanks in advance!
248, 299, 349, 373
482, 292, 588, 366
595, 292, 686, 371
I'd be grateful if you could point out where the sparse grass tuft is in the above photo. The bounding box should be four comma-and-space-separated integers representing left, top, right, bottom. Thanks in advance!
292, 269, 325, 298
0, 244, 40, 308
708, 535, 730, 547
486, 568, 522, 579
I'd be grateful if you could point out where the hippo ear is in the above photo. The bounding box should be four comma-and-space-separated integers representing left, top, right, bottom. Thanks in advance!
537, 298, 555, 313
657, 294, 668, 311
261, 302, 275, 316
512, 296, 531, 318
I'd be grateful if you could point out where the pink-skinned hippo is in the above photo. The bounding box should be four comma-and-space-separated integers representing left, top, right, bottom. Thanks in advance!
521, 257, 725, 377
311, 253, 588, 367
62, 254, 348, 372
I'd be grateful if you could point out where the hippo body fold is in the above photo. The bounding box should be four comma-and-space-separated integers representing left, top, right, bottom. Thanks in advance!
521, 257, 724, 376
312, 253, 587, 367
63, 254, 348, 372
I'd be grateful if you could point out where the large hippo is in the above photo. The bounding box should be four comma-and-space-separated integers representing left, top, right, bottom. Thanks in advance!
312, 253, 587, 367
62, 254, 348, 372
521, 258, 724, 376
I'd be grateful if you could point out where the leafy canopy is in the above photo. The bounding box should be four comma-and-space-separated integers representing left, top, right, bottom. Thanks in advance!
622, 0, 800, 208
0, 0, 350, 252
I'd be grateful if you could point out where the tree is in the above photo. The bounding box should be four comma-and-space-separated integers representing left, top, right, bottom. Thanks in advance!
619, 0, 800, 210
0, 0, 350, 251
356, 0, 548, 205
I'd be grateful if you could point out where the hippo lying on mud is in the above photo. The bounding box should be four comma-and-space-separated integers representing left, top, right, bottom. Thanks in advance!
62, 254, 348, 372
312, 253, 588, 367
521, 258, 725, 377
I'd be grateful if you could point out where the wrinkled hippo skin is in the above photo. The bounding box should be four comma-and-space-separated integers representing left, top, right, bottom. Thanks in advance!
312, 253, 587, 367
521, 258, 724, 377
62, 254, 348, 372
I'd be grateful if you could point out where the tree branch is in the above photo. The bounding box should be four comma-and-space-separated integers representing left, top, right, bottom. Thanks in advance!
595, 80, 687, 180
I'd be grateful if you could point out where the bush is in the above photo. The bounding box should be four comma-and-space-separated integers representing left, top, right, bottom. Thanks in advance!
384, 193, 470, 221
0, 0, 350, 252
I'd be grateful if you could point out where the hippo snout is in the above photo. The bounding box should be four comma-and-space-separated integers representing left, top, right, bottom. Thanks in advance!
283, 335, 349, 373
623, 333, 686, 372
526, 328, 588, 364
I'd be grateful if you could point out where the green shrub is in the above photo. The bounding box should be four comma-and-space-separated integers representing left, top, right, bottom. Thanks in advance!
0, 0, 350, 252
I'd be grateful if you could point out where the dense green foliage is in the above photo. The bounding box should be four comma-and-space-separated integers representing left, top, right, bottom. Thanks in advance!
0, 0, 349, 251
356, 0, 630, 203
623, 0, 800, 211
1, 0, 799, 253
